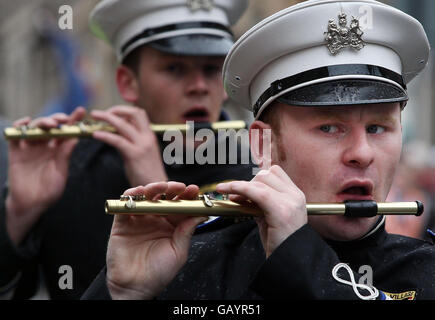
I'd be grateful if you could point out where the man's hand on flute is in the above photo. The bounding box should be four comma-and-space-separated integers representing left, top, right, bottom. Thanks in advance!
90, 105, 168, 187
6, 107, 87, 246
106, 181, 207, 300
217, 165, 308, 258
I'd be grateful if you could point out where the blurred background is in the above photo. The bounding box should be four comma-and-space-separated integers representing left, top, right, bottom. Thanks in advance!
0, 1, 433, 241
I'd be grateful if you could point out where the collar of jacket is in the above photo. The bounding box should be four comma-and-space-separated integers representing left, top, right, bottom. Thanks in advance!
325, 216, 387, 250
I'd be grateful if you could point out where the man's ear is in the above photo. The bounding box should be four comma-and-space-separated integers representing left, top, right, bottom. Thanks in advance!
249, 121, 274, 170
116, 65, 140, 104
222, 88, 228, 101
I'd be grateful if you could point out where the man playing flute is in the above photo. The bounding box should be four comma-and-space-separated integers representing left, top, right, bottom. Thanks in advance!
83, 0, 435, 300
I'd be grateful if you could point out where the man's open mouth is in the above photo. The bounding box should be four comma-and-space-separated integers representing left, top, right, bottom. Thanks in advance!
336, 182, 374, 201
182, 107, 210, 122
341, 186, 369, 195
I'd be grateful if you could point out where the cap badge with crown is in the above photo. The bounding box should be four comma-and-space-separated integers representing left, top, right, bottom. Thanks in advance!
325, 12, 366, 55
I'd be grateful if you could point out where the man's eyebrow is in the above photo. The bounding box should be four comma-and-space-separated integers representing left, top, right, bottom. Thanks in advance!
311, 110, 399, 125
310, 110, 351, 122
372, 115, 398, 126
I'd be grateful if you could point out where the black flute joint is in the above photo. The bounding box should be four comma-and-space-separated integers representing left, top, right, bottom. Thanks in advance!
344, 201, 378, 217
344, 200, 424, 217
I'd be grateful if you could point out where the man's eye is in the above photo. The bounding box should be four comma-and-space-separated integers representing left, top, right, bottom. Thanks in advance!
167, 64, 184, 73
319, 125, 339, 133
203, 64, 221, 76
367, 125, 385, 134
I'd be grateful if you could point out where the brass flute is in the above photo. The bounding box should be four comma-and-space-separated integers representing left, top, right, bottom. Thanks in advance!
3, 120, 247, 140
105, 195, 424, 218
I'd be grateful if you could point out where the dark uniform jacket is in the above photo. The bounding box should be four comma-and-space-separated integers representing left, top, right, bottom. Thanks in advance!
0, 119, 256, 299
82, 217, 435, 300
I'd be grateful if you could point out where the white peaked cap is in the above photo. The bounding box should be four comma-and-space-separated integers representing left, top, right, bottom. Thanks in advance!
223, 0, 430, 119
90, 0, 249, 61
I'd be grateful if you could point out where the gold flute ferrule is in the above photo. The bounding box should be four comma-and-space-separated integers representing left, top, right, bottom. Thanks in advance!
105, 197, 424, 218
3, 120, 247, 140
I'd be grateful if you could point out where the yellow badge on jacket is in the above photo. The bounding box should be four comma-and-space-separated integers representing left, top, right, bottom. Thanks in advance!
382, 290, 416, 300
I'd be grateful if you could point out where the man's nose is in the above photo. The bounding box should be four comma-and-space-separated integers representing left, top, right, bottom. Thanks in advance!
186, 69, 209, 95
342, 129, 375, 169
